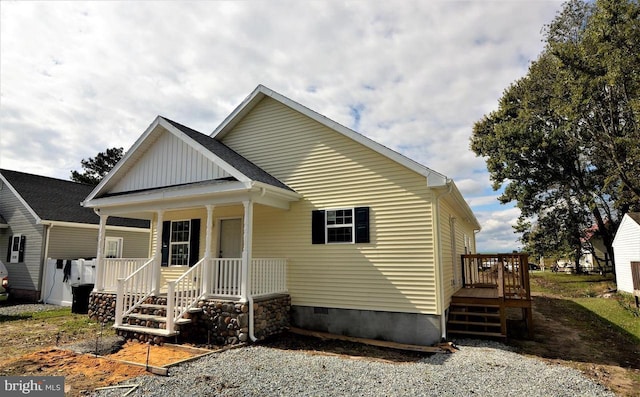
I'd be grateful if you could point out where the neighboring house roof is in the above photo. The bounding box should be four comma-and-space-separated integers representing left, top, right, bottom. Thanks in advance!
627, 212, 640, 226
164, 118, 292, 191
0, 169, 149, 228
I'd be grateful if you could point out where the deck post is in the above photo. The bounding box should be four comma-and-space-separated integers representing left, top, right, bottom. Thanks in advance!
241, 200, 253, 301
202, 205, 215, 295
94, 214, 108, 291
152, 210, 165, 295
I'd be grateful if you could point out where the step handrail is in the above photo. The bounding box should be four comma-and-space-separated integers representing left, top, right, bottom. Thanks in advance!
115, 257, 155, 327
166, 257, 206, 333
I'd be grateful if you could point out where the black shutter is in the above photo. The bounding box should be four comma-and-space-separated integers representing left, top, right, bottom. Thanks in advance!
355, 207, 370, 244
189, 219, 200, 267
18, 235, 26, 262
161, 221, 170, 267
6, 236, 11, 262
311, 210, 326, 244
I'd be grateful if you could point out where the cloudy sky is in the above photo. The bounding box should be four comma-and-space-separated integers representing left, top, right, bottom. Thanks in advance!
0, 1, 563, 252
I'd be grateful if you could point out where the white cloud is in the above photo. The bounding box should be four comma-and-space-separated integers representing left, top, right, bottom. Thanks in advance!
475, 206, 523, 253
0, 0, 563, 251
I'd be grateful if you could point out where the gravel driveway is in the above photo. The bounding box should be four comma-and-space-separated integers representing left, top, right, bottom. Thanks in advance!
92, 339, 614, 397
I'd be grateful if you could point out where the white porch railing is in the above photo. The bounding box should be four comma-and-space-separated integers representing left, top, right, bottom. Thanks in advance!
114, 258, 155, 327
101, 258, 149, 292
210, 258, 243, 298
167, 257, 206, 333
251, 258, 287, 297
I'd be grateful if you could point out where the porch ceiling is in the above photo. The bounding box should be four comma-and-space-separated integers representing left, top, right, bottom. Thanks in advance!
85, 179, 300, 219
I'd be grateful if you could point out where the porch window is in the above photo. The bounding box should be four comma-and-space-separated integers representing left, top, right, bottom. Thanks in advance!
312, 207, 370, 244
170, 220, 190, 266
105, 237, 123, 258
161, 219, 200, 267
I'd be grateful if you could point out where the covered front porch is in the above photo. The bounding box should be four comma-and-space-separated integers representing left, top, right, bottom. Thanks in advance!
88, 187, 298, 341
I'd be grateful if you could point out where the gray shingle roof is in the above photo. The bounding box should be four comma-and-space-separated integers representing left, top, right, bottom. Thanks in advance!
0, 169, 149, 228
162, 117, 293, 191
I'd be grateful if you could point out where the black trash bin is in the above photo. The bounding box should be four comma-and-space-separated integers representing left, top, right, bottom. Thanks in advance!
71, 283, 94, 314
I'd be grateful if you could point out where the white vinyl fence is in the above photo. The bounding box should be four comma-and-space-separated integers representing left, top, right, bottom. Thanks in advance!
42, 258, 96, 306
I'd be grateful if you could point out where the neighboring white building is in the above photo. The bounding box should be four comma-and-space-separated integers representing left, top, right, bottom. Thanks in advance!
612, 213, 640, 295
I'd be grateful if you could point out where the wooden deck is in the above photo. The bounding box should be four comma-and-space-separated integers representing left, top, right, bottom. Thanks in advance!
447, 254, 533, 339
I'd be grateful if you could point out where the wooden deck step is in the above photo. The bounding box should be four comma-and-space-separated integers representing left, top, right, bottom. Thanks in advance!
447, 329, 505, 338
449, 311, 500, 318
448, 320, 501, 327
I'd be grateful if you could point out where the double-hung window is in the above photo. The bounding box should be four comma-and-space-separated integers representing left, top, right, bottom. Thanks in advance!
326, 209, 354, 243
170, 220, 190, 266
312, 207, 370, 244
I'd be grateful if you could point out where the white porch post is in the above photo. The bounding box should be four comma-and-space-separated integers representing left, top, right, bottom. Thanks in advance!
241, 200, 253, 301
94, 214, 108, 291
152, 210, 165, 295
202, 205, 215, 295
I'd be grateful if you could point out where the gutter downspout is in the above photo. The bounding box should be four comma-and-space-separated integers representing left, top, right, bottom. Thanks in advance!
433, 180, 453, 341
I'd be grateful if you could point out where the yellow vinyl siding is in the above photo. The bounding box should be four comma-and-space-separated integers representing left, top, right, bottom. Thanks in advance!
148, 206, 244, 260
224, 97, 438, 314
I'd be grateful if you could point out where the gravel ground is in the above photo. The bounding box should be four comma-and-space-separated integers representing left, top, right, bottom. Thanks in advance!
0, 302, 63, 316
92, 339, 614, 397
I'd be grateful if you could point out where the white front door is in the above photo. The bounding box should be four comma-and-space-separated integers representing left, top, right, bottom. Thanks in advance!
219, 218, 242, 258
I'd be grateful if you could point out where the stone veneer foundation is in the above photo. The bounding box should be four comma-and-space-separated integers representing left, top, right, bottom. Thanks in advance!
88, 291, 290, 345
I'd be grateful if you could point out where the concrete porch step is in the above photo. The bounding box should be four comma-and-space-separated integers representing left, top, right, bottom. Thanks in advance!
114, 324, 179, 337
126, 313, 193, 325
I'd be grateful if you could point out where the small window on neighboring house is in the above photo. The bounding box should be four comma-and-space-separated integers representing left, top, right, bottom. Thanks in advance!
105, 237, 123, 258
7, 234, 25, 263
312, 207, 370, 244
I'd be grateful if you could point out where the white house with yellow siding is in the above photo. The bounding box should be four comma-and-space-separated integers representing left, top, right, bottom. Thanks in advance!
82, 85, 480, 346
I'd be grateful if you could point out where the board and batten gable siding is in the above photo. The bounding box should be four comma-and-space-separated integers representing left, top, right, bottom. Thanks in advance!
0, 183, 44, 291
47, 226, 150, 260
221, 97, 439, 315
612, 216, 640, 294
110, 129, 232, 194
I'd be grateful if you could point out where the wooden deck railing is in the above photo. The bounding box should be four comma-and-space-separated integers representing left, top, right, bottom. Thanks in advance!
461, 254, 531, 301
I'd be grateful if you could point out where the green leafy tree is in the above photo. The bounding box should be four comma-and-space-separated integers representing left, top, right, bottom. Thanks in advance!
471, 0, 640, 270
70, 147, 123, 185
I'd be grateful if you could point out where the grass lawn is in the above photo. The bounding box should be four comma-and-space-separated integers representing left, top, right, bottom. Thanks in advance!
530, 271, 640, 340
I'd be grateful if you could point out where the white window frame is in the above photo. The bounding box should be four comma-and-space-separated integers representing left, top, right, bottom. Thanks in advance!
169, 219, 191, 266
9, 234, 21, 263
325, 208, 355, 244
105, 237, 123, 258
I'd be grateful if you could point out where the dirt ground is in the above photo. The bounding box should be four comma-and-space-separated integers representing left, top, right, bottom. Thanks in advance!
1, 295, 639, 396
508, 293, 640, 397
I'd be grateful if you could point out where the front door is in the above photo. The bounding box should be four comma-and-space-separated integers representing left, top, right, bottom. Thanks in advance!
219, 218, 242, 258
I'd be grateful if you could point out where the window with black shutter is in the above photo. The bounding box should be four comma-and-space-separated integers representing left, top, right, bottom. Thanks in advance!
161, 219, 200, 266
312, 207, 370, 244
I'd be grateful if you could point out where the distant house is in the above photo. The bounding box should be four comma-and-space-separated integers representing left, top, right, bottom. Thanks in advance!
612, 213, 640, 296
580, 224, 612, 273
0, 169, 150, 302
82, 85, 482, 346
